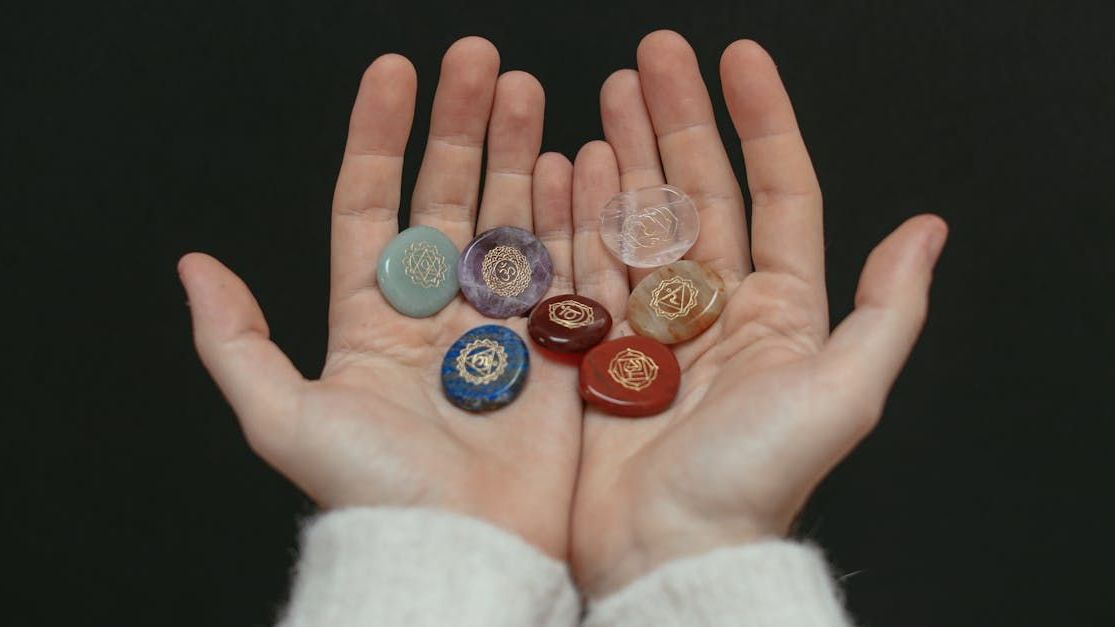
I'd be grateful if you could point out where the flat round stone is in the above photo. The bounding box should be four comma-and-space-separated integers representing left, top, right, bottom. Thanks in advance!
600, 185, 700, 268
441, 325, 530, 412
579, 335, 680, 417
459, 226, 553, 318
627, 260, 726, 344
527, 294, 612, 353
376, 225, 460, 318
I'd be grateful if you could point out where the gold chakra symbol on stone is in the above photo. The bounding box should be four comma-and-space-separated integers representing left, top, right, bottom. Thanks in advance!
620, 205, 678, 249
456, 338, 508, 385
649, 276, 698, 320
548, 299, 595, 329
402, 240, 448, 288
482, 245, 532, 297
607, 348, 659, 391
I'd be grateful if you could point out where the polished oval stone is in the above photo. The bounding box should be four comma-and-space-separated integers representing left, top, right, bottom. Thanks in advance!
459, 226, 553, 317
376, 225, 460, 318
600, 185, 700, 268
441, 325, 530, 412
527, 294, 612, 353
579, 335, 680, 417
627, 260, 726, 344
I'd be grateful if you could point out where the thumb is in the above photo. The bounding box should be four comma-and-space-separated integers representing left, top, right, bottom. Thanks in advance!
178, 252, 303, 457
821, 214, 948, 430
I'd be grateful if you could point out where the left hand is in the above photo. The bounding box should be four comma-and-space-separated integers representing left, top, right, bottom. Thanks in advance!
567, 31, 948, 595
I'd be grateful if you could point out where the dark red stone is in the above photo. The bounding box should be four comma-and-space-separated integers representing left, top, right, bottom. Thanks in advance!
579, 335, 680, 417
527, 294, 612, 353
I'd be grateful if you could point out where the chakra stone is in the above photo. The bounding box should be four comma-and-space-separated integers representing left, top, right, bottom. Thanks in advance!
527, 294, 612, 353
600, 185, 700, 268
579, 335, 680, 417
441, 325, 530, 412
459, 226, 553, 318
627, 260, 726, 344
376, 226, 460, 318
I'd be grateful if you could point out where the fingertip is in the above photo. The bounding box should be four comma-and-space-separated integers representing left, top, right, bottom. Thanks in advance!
364, 53, 417, 85
638, 30, 698, 78
494, 70, 545, 124
637, 30, 692, 63
720, 39, 772, 72
535, 151, 574, 181
574, 140, 617, 169
600, 69, 639, 106
444, 35, 501, 74
912, 214, 949, 263
177, 252, 220, 286
498, 70, 544, 96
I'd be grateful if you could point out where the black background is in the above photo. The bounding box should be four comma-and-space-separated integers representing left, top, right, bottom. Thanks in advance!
7, 1, 1114, 625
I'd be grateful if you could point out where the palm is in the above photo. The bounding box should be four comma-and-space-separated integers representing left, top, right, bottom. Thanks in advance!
180, 38, 582, 557
302, 300, 580, 555
566, 32, 946, 594
574, 275, 832, 590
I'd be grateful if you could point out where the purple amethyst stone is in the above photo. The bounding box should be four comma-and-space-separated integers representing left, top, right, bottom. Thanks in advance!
459, 226, 553, 318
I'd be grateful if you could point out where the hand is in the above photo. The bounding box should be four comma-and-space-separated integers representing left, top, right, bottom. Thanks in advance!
568, 31, 948, 594
178, 38, 581, 558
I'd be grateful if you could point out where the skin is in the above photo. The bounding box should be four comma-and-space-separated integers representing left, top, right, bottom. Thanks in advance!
180, 32, 947, 598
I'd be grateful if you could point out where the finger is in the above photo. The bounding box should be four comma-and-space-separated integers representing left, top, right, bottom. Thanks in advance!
330, 54, 417, 304
532, 152, 575, 296
721, 39, 824, 287
821, 215, 948, 433
572, 141, 629, 319
476, 71, 545, 232
636, 30, 749, 283
410, 37, 500, 248
601, 69, 664, 191
599, 69, 666, 287
178, 253, 303, 459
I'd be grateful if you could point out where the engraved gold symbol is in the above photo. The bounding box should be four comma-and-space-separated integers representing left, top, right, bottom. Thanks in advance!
481, 246, 532, 297
455, 338, 508, 385
548, 299, 595, 329
649, 276, 698, 320
607, 348, 659, 391
402, 240, 448, 288
619, 206, 679, 248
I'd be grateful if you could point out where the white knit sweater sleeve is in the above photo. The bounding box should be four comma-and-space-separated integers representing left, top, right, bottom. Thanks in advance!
278, 507, 580, 627
584, 540, 853, 627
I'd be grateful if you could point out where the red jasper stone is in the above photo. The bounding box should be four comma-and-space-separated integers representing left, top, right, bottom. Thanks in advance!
579, 335, 680, 417
528, 294, 612, 353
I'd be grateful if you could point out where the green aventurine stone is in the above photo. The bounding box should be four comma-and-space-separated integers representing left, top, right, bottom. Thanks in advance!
376, 226, 460, 318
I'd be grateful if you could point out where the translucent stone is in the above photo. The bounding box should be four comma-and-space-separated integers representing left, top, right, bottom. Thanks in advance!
599, 185, 700, 268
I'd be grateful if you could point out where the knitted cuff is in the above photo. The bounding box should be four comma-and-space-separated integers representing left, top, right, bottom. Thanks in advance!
585, 540, 851, 627
279, 507, 579, 627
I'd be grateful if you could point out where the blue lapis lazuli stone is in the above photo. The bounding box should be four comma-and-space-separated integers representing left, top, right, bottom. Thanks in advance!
441, 325, 529, 412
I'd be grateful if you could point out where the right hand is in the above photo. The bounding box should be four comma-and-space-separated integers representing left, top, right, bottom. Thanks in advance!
179, 37, 583, 559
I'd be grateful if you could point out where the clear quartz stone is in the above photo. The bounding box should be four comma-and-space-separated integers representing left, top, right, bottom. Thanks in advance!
600, 185, 700, 268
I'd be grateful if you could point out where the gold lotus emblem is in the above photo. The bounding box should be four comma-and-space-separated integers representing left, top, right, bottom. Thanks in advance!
548, 299, 595, 329
455, 338, 507, 385
402, 240, 449, 288
619, 205, 679, 248
649, 276, 698, 320
481, 245, 532, 297
607, 348, 659, 391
